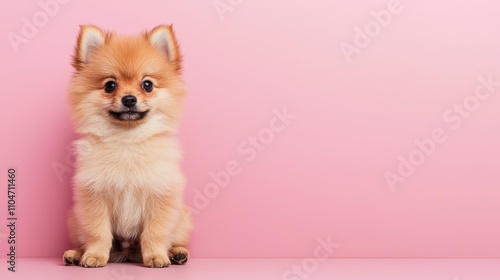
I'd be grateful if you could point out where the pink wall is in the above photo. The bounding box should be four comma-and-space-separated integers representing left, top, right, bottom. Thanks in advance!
1, 0, 500, 258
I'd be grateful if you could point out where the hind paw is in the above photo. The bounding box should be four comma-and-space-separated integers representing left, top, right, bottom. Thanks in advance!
63, 249, 82, 266
169, 246, 189, 265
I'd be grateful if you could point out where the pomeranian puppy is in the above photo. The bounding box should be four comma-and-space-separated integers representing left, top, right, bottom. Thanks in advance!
62, 24, 192, 268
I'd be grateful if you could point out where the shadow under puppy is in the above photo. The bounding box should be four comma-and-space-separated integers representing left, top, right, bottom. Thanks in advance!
63, 24, 192, 268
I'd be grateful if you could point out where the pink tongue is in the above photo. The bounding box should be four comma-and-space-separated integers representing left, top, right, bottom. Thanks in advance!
121, 241, 131, 248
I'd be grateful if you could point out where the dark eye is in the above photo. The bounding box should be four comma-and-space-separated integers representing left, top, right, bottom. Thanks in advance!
142, 80, 154, 92
104, 81, 117, 93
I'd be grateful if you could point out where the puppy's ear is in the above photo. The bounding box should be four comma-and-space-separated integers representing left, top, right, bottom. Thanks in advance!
72, 25, 107, 71
146, 25, 182, 72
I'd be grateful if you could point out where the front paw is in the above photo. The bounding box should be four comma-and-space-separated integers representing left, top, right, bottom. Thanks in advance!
143, 254, 171, 268
81, 252, 108, 268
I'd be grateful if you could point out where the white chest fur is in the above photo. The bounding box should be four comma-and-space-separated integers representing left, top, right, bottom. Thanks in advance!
73, 134, 185, 239
112, 189, 145, 239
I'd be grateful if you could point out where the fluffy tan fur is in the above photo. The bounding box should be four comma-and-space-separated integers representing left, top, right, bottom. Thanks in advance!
63, 25, 192, 268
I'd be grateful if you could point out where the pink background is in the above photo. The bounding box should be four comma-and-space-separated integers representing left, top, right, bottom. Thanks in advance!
1, 0, 500, 258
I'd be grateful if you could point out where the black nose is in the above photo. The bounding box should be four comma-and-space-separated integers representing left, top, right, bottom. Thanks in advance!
121, 95, 137, 108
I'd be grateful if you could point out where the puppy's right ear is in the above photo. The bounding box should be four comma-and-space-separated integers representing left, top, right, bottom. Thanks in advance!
72, 25, 107, 71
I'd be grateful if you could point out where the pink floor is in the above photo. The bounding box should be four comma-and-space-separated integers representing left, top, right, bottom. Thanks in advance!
1, 258, 499, 280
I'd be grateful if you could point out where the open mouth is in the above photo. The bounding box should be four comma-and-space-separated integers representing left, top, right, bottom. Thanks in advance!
108, 109, 149, 121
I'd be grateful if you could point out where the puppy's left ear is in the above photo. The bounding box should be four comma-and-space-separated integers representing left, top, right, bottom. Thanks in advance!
146, 25, 182, 72
72, 25, 107, 71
